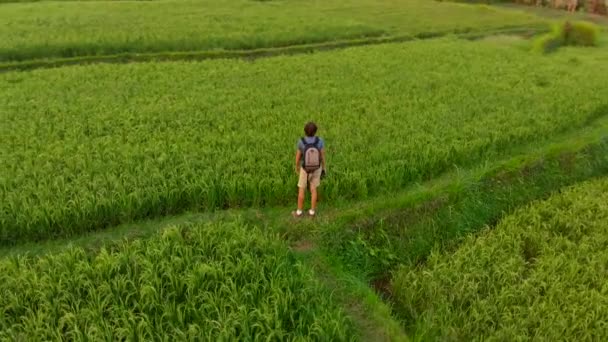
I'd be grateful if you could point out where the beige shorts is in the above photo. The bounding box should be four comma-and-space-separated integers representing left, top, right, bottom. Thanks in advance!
298, 167, 322, 189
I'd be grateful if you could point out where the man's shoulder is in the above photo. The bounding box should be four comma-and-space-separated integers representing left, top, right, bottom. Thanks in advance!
316, 137, 325, 148
297, 138, 306, 150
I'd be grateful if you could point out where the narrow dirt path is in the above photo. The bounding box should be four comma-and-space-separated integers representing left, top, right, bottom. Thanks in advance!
292, 245, 409, 342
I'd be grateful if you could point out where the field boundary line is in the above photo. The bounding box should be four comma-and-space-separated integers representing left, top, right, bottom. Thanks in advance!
0, 25, 545, 73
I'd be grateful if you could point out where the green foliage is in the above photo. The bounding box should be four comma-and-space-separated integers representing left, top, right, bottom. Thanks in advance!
2, 38, 608, 244
534, 21, 600, 53
0, 221, 353, 340
0, 0, 541, 62
391, 177, 608, 340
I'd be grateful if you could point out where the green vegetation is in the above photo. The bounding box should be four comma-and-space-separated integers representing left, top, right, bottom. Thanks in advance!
0, 0, 541, 62
3, 38, 608, 244
560, 21, 600, 46
0, 220, 353, 340
320, 131, 608, 281
534, 20, 600, 52
2, 0, 608, 339
392, 176, 608, 340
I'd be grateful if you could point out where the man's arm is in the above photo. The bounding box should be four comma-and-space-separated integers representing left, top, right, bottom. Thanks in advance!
295, 150, 302, 174
321, 149, 326, 171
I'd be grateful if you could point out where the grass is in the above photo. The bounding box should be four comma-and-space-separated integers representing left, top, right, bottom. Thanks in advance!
296, 249, 409, 341
392, 176, 608, 340
2, 37, 608, 244
0, 0, 543, 62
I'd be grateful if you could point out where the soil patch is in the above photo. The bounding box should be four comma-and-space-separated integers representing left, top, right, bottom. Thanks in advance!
370, 274, 393, 300
292, 239, 315, 253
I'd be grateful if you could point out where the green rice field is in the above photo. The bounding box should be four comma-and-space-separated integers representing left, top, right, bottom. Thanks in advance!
0, 0, 541, 62
2, 0, 608, 339
393, 177, 608, 340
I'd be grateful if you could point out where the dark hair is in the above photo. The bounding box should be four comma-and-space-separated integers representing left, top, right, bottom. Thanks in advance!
304, 122, 318, 137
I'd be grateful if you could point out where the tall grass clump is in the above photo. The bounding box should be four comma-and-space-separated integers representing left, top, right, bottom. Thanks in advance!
0, 221, 353, 340
534, 20, 600, 53
391, 177, 608, 340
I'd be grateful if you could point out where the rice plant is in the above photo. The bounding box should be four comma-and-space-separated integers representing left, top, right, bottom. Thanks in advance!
0, 220, 354, 340
392, 177, 608, 340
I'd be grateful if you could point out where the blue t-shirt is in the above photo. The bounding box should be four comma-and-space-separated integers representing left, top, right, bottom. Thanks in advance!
297, 136, 325, 153
298, 137, 325, 166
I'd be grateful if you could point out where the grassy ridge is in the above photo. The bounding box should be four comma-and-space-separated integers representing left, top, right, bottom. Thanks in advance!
2, 38, 607, 244
0, 221, 353, 340
392, 176, 608, 340
0, 0, 541, 62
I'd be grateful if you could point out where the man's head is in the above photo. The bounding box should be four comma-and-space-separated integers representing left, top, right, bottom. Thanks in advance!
304, 122, 318, 137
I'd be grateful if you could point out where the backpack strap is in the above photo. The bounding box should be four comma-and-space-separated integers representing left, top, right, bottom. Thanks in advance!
313, 137, 319, 147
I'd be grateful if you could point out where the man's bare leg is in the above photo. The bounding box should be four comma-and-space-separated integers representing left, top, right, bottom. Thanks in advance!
310, 186, 318, 215
298, 187, 306, 211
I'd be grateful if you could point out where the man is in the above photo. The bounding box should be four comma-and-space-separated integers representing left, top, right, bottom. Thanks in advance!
292, 122, 326, 218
